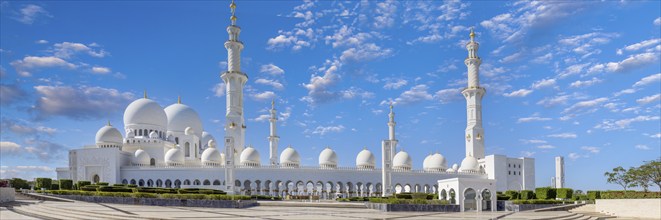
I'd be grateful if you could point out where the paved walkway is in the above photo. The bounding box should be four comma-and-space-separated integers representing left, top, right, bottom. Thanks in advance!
3, 198, 643, 220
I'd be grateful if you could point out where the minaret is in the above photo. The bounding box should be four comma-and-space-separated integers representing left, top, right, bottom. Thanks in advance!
554, 156, 564, 188
387, 103, 398, 160
462, 28, 486, 159
381, 104, 397, 197
268, 100, 279, 166
221, 0, 248, 165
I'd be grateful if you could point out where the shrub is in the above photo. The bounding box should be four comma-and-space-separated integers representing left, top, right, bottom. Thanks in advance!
132, 192, 158, 198
556, 188, 573, 199
535, 187, 556, 200
600, 191, 661, 199
59, 179, 73, 190
50, 183, 60, 190
98, 186, 133, 193
81, 185, 100, 191
162, 193, 207, 200
96, 192, 133, 197
505, 190, 520, 200
497, 194, 510, 200
511, 199, 564, 204
395, 193, 412, 199
520, 190, 535, 200
127, 184, 137, 188
113, 184, 126, 187
77, 181, 91, 189
35, 178, 52, 189
10, 178, 30, 190
411, 193, 428, 200
336, 198, 351, 202
368, 198, 450, 205
97, 182, 109, 186
587, 191, 601, 200
206, 194, 250, 200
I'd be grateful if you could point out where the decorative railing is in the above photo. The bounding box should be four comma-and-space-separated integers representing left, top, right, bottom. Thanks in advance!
121, 164, 485, 175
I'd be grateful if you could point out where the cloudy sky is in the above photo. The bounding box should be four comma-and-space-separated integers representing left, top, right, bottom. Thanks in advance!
1, 1, 659, 191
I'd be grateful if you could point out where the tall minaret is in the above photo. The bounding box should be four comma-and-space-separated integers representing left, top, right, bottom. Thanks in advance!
387, 103, 398, 160
462, 28, 486, 159
221, 0, 248, 165
268, 100, 279, 166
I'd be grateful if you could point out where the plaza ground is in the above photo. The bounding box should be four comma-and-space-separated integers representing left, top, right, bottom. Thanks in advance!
0, 194, 651, 220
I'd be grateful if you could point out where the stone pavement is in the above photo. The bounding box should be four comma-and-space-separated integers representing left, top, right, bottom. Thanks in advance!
4, 198, 640, 220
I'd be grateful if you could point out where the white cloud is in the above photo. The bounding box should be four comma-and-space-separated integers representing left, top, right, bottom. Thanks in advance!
212, 82, 226, 97
255, 78, 284, 90
537, 95, 571, 107
521, 151, 536, 157
266, 34, 310, 51
33, 85, 135, 120
548, 133, 577, 139
635, 144, 651, 150
340, 87, 374, 99
339, 43, 393, 62
388, 84, 433, 105
0, 84, 28, 106
311, 125, 345, 135
531, 78, 556, 89
558, 32, 618, 55
91, 66, 111, 74
53, 42, 108, 58
1, 119, 57, 136
373, 0, 398, 28
636, 94, 661, 105
10, 56, 77, 77
588, 52, 659, 73
568, 152, 581, 160
622, 38, 661, 52
537, 145, 556, 149
0, 165, 55, 179
434, 88, 463, 104
614, 88, 637, 97
570, 77, 603, 88
35, 39, 48, 44
558, 63, 591, 78
532, 53, 553, 64
633, 73, 661, 87
251, 114, 270, 122
517, 116, 552, 123
14, 4, 51, 24
520, 139, 547, 144
0, 141, 22, 154
581, 146, 600, 153
595, 115, 661, 131
301, 61, 341, 106
259, 64, 285, 75
650, 133, 661, 138
251, 91, 276, 101
383, 79, 408, 90
562, 97, 608, 114
503, 89, 532, 97
655, 17, 661, 26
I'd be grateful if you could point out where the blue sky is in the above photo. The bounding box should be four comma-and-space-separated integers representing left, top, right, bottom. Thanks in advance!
1, 1, 659, 191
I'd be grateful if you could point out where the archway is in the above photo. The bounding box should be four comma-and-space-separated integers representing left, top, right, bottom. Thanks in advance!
92, 174, 100, 183
165, 179, 172, 188
139, 179, 145, 186
213, 180, 221, 185
464, 188, 477, 211
395, 184, 403, 194
449, 188, 456, 204
147, 179, 153, 187
482, 189, 492, 211
150, 158, 155, 166
156, 179, 163, 187
174, 179, 181, 188
441, 189, 447, 200
203, 179, 211, 185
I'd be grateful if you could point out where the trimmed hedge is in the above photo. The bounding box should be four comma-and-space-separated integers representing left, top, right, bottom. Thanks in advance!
395, 193, 413, 199
81, 185, 100, 191
587, 191, 601, 200
44, 190, 251, 200
97, 182, 109, 186
250, 195, 282, 200
520, 190, 535, 200
505, 190, 520, 200
600, 191, 661, 199
177, 188, 226, 195
60, 179, 73, 190
535, 187, 556, 200
556, 188, 573, 199
77, 181, 92, 190
98, 186, 133, 193
369, 197, 450, 205
50, 184, 60, 190
511, 199, 564, 204
497, 194, 510, 200
35, 178, 52, 189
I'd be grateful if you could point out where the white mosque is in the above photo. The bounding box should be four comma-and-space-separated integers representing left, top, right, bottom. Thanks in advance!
55, 1, 535, 211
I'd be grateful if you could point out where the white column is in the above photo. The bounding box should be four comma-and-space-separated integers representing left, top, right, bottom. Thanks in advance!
381, 140, 393, 197
269, 102, 279, 166
462, 29, 486, 160
224, 137, 237, 194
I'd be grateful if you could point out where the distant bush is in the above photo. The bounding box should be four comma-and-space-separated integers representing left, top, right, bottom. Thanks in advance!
505, 190, 520, 200
59, 179, 73, 190
132, 192, 158, 198
97, 182, 109, 186
162, 193, 206, 200
497, 194, 510, 200
411, 193, 428, 200
394, 193, 412, 199
250, 195, 282, 200
556, 188, 573, 199
127, 184, 137, 188
600, 191, 661, 199
369, 197, 449, 205
177, 188, 226, 195
98, 186, 133, 193
511, 199, 564, 204
587, 191, 601, 200
81, 185, 100, 191
206, 194, 250, 200
113, 184, 126, 187
50, 184, 60, 190
535, 187, 556, 200
520, 190, 535, 200
35, 178, 52, 190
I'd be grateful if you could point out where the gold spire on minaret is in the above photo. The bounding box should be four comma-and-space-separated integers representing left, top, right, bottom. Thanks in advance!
389, 102, 394, 113
230, 0, 237, 25
107, 120, 111, 126
469, 27, 475, 42
143, 90, 147, 98
271, 99, 275, 110
178, 96, 181, 104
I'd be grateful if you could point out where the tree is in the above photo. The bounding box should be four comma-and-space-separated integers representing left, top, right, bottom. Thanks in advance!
10, 178, 30, 189
640, 159, 661, 190
628, 166, 651, 192
604, 166, 634, 190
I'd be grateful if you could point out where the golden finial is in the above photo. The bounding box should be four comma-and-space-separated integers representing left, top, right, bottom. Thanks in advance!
271, 99, 275, 110
107, 120, 111, 126
143, 90, 147, 98
469, 27, 475, 41
230, 0, 237, 25
178, 96, 181, 104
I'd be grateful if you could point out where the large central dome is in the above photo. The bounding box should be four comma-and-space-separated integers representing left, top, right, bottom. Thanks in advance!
123, 98, 167, 128
164, 102, 203, 133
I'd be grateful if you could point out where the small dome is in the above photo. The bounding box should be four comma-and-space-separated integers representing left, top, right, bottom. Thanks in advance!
201, 132, 216, 149
452, 163, 459, 170
393, 150, 412, 171
184, 127, 195, 136
424, 153, 447, 172
355, 148, 375, 169
207, 139, 216, 148
126, 129, 135, 138
95, 124, 123, 147
459, 155, 479, 172
422, 154, 432, 170
220, 153, 226, 163
132, 149, 151, 166
280, 146, 300, 167
201, 148, 222, 165
240, 146, 260, 167
149, 131, 159, 139
165, 147, 184, 166
318, 147, 338, 168
124, 98, 167, 128
164, 103, 203, 134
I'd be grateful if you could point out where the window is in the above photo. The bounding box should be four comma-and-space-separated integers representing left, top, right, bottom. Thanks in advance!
150, 158, 155, 166
508, 171, 511, 175
518, 171, 521, 175
185, 143, 190, 157
508, 164, 511, 168
175, 137, 179, 145
518, 164, 521, 168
